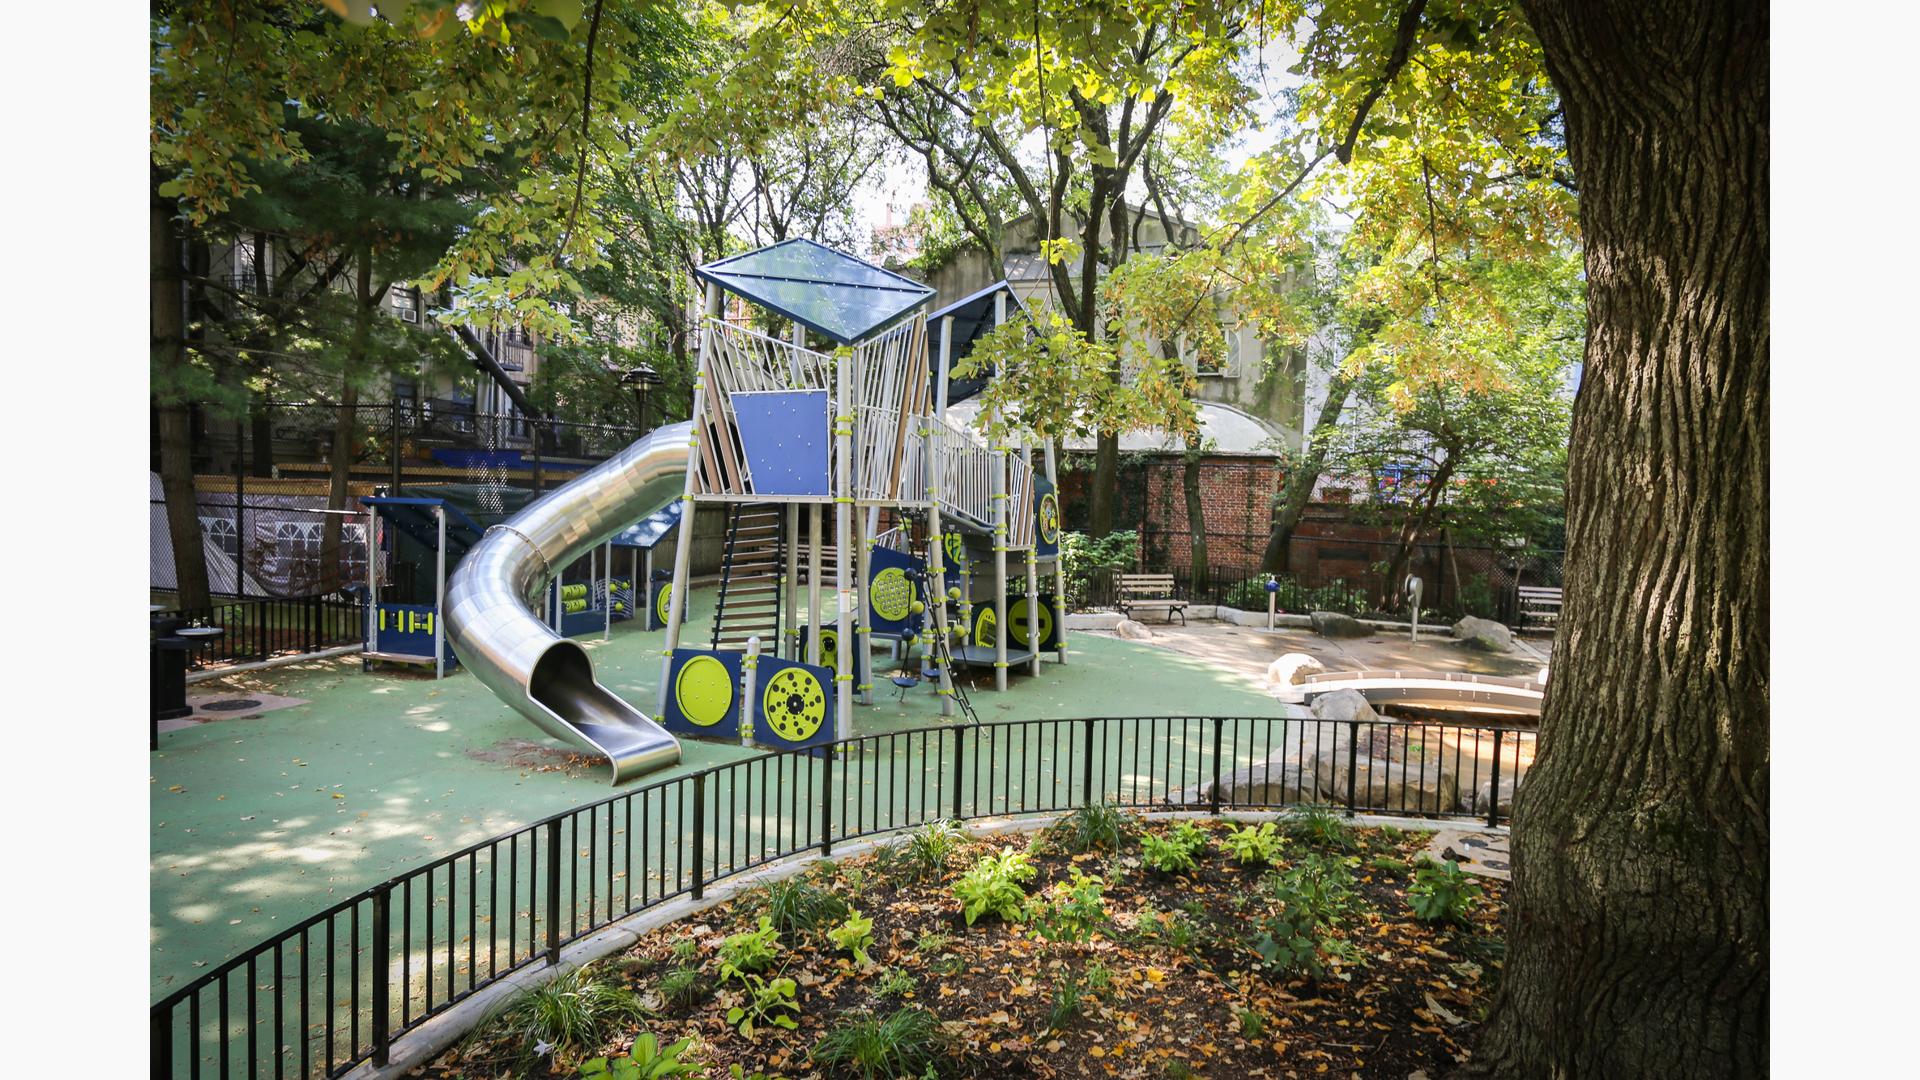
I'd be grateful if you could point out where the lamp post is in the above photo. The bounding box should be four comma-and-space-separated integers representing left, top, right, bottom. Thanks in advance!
621, 363, 662, 436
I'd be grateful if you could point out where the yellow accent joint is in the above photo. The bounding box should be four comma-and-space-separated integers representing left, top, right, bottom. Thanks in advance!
835, 674, 854, 682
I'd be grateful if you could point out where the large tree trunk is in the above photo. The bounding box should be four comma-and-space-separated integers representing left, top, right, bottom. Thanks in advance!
1377, 459, 1454, 610
1260, 370, 1357, 573
1180, 438, 1208, 592
319, 253, 375, 593
152, 187, 211, 609
1466, 2, 1767, 1076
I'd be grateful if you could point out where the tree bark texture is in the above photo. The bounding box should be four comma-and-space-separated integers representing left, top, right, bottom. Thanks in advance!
320, 253, 374, 593
1181, 437, 1208, 591
1260, 371, 1357, 574
1467, 2, 1767, 1076
152, 189, 211, 609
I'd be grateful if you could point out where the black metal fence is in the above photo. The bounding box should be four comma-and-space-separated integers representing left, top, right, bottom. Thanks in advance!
150, 713, 1530, 1079
155, 594, 365, 671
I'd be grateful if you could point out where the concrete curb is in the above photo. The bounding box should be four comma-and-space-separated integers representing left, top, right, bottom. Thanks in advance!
186, 644, 365, 684
344, 807, 1501, 1078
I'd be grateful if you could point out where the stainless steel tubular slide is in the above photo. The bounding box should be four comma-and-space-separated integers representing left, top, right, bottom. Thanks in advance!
445, 422, 691, 783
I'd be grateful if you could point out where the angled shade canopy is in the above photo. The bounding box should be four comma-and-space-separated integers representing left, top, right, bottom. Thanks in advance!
695, 238, 935, 345
607, 499, 684, 550
929, 281, 1029, 407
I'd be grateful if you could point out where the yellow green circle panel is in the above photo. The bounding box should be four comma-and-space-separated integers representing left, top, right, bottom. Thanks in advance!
973, 607, 996, 648
763, 667, 828, 743
870, 566, 915, 622
1038, 492, 1061, 544
1008, 597, 1054, 647
655, 584, 673, 625
673, 655, 734, 727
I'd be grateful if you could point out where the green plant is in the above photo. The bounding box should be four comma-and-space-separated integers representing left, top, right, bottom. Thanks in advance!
875, 967, 918, 998
1163, 1060, 1198, 1080
726, 975, 800, 1039
1369, 855, 1411, 876
655, 967, 704, 1011
1083, 961, 1112, 995
828, 907, 877, 966
1139, 831, 1199, 875
1134, 906, 1196, 951
669, 938, 698, 964
896, 819, 968, 880
1042, 975, 1085, 1033
759, 878, 851, 939
811, 1007, 947, 1079
490, 964, 644, 1055
1029, 869, 1110, 943
1169, 820, 1211, 853
1059, 529, 1140, 610
1251, 855, 1360, 979
1218, 822, 1285, 866
913, 931, 953, 954
953, 847, 1036, 926
1281, 804, 1358, 852
577, 1032, 700, 1079
1408, 859, 1484, 924
1237, 1008, 1266, 1040
718, 918, 782, 983
1052, 802, 1130, 853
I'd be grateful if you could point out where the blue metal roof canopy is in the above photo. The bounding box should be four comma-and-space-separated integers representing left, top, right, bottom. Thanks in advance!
607, 500, 684, 550
694, 238, 936, 346
928, 281, 1031, 407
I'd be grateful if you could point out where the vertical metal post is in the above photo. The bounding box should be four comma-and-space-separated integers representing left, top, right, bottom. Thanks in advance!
659, 281, 722, 714
603, 542, 612, 641
1024, 441, 1040, 676
234, 417, 247, 596
854, 504, 874, 706
390, 393, 402, 491
371, 884, 391, 1065
1345, 721, 1360, 817
936, 315, 954, 420
740, 638, 761, 748
544, 817, 562, 965
833, 347, 854, 740
1044, 439, 1067, 664
806, 505, 823, 666
991, 421, 1009, 691
149, 1006, 172, 1078
820, 750, 835, 855
433, 505, 447, 680
952, 725, 966, 820
691, 775, 706, 899
1488, 730, 1505, 829
924, 426, 954, 717
366, 504, 380, 656
1081, 718, 1095, 807
1210, 717, 1225, 815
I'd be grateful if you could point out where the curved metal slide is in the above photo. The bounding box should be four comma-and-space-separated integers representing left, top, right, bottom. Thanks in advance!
445, 422, 691, 783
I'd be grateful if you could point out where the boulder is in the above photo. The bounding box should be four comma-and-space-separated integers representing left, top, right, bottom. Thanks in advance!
1114, 618, 1154, 641
1314, 748, 1460, 816
1452, 615, 1514, 652
1264, 653, 1326, 702
1170, 758, 1334, 808
1309, 687, 1379, 725
1310, 610, 1370, 638
1461, 775, 1521, 818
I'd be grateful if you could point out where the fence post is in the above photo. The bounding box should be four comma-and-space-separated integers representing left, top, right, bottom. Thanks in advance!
691, 775, 707, 899
1488, 730, 1505, 829
1210, 717, 1225, 815
1081, 718, 1096, 807
820, 752, 834, 855
307, 592, 319, 653
952, 726, 966, 821
149, 1005, 172, 1079
544, 818, 562, 965
371, 883, 391, 1065
1345, 720, 1359, 818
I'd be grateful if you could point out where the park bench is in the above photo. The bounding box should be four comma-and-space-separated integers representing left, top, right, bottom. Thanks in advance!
1117, 573, 1188, 625
1517, 585, 1563, 628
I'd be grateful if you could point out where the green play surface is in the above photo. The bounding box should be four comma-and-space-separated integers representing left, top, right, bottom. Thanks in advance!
150, 586, 1283, 999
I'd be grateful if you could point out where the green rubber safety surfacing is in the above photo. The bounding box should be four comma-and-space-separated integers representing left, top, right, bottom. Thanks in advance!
673, 654, 733, 727
762, 666, 828, 742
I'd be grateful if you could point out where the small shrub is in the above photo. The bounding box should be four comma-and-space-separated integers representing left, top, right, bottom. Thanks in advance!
669, 938, 698, 964
1042, 975, 1085, 1033
811, 1007, 947, 1080
1237, 1008, 1266, 1040
875, 967, 918, 999
1052, 803, 1130, 853
1083, 961, 1112, 995
718, 918, 782, 983
1408, 859, 1483, 924
491, 964, 644, 1054
760, 879, 850, 939
828, 907, 876, 966
896, 819, 968, 880
655, 967, 704, 1011
1369, 855, 1411, 876
725, 975, 799, 1039
577, 1032, 700, 1079
1167, 820, 1210, 852
1028, 869, 1109, 943
1139, 831, 1199, 875
953, 847, 1037, 926
1281, 804, 1358, 852
1218, 822, 1285, 866
1134, 906, 1196, 951
1251, 855, 1360, 979
913, 931, 953, 954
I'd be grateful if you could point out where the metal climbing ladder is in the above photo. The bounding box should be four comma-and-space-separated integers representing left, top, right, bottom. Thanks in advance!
710, 503, 785, 651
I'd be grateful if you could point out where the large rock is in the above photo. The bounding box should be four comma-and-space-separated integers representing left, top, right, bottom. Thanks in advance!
1311, 610, 1370, 638
1171, 758, 1335, 808
1309, 687, 1379, 725
1453, 615, 1514, 652
1314, 749, 1460, 815
1114, 618, 1154, 641
1462, 775, 1521, 818
1265, 653, 1326, 702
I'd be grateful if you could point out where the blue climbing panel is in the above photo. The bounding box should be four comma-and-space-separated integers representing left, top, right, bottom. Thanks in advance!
732, 390, 831, 497
751, 655, 838, 751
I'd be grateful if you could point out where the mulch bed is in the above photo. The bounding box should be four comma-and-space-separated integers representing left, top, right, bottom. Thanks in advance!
419, 816, 1506, 1079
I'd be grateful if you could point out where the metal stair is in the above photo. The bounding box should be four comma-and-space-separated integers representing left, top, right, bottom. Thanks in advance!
711, 504, 786, 651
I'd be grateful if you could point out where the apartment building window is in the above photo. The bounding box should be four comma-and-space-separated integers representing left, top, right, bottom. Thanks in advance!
391, 287, 421, 323
1179, 326, 1242, 379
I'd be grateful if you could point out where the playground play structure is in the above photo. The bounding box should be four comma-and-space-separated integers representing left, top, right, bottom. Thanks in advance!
429, 239, 1067, 783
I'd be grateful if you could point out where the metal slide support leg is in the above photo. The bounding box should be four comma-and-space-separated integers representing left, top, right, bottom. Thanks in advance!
784, 504, 800, 660
993, 442, 1008, 692
433, 505, 447, 680
833, 355, 854, 741
807, 505, 823, 667
855, 505, 875, 706
659, 282, 721, 714
1045, 440, 1067, 664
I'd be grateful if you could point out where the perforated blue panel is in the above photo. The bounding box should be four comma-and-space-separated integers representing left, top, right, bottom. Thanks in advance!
732, 390, 830, 496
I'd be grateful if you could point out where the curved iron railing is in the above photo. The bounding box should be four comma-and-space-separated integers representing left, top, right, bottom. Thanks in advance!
149, 713, 1531, 1079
